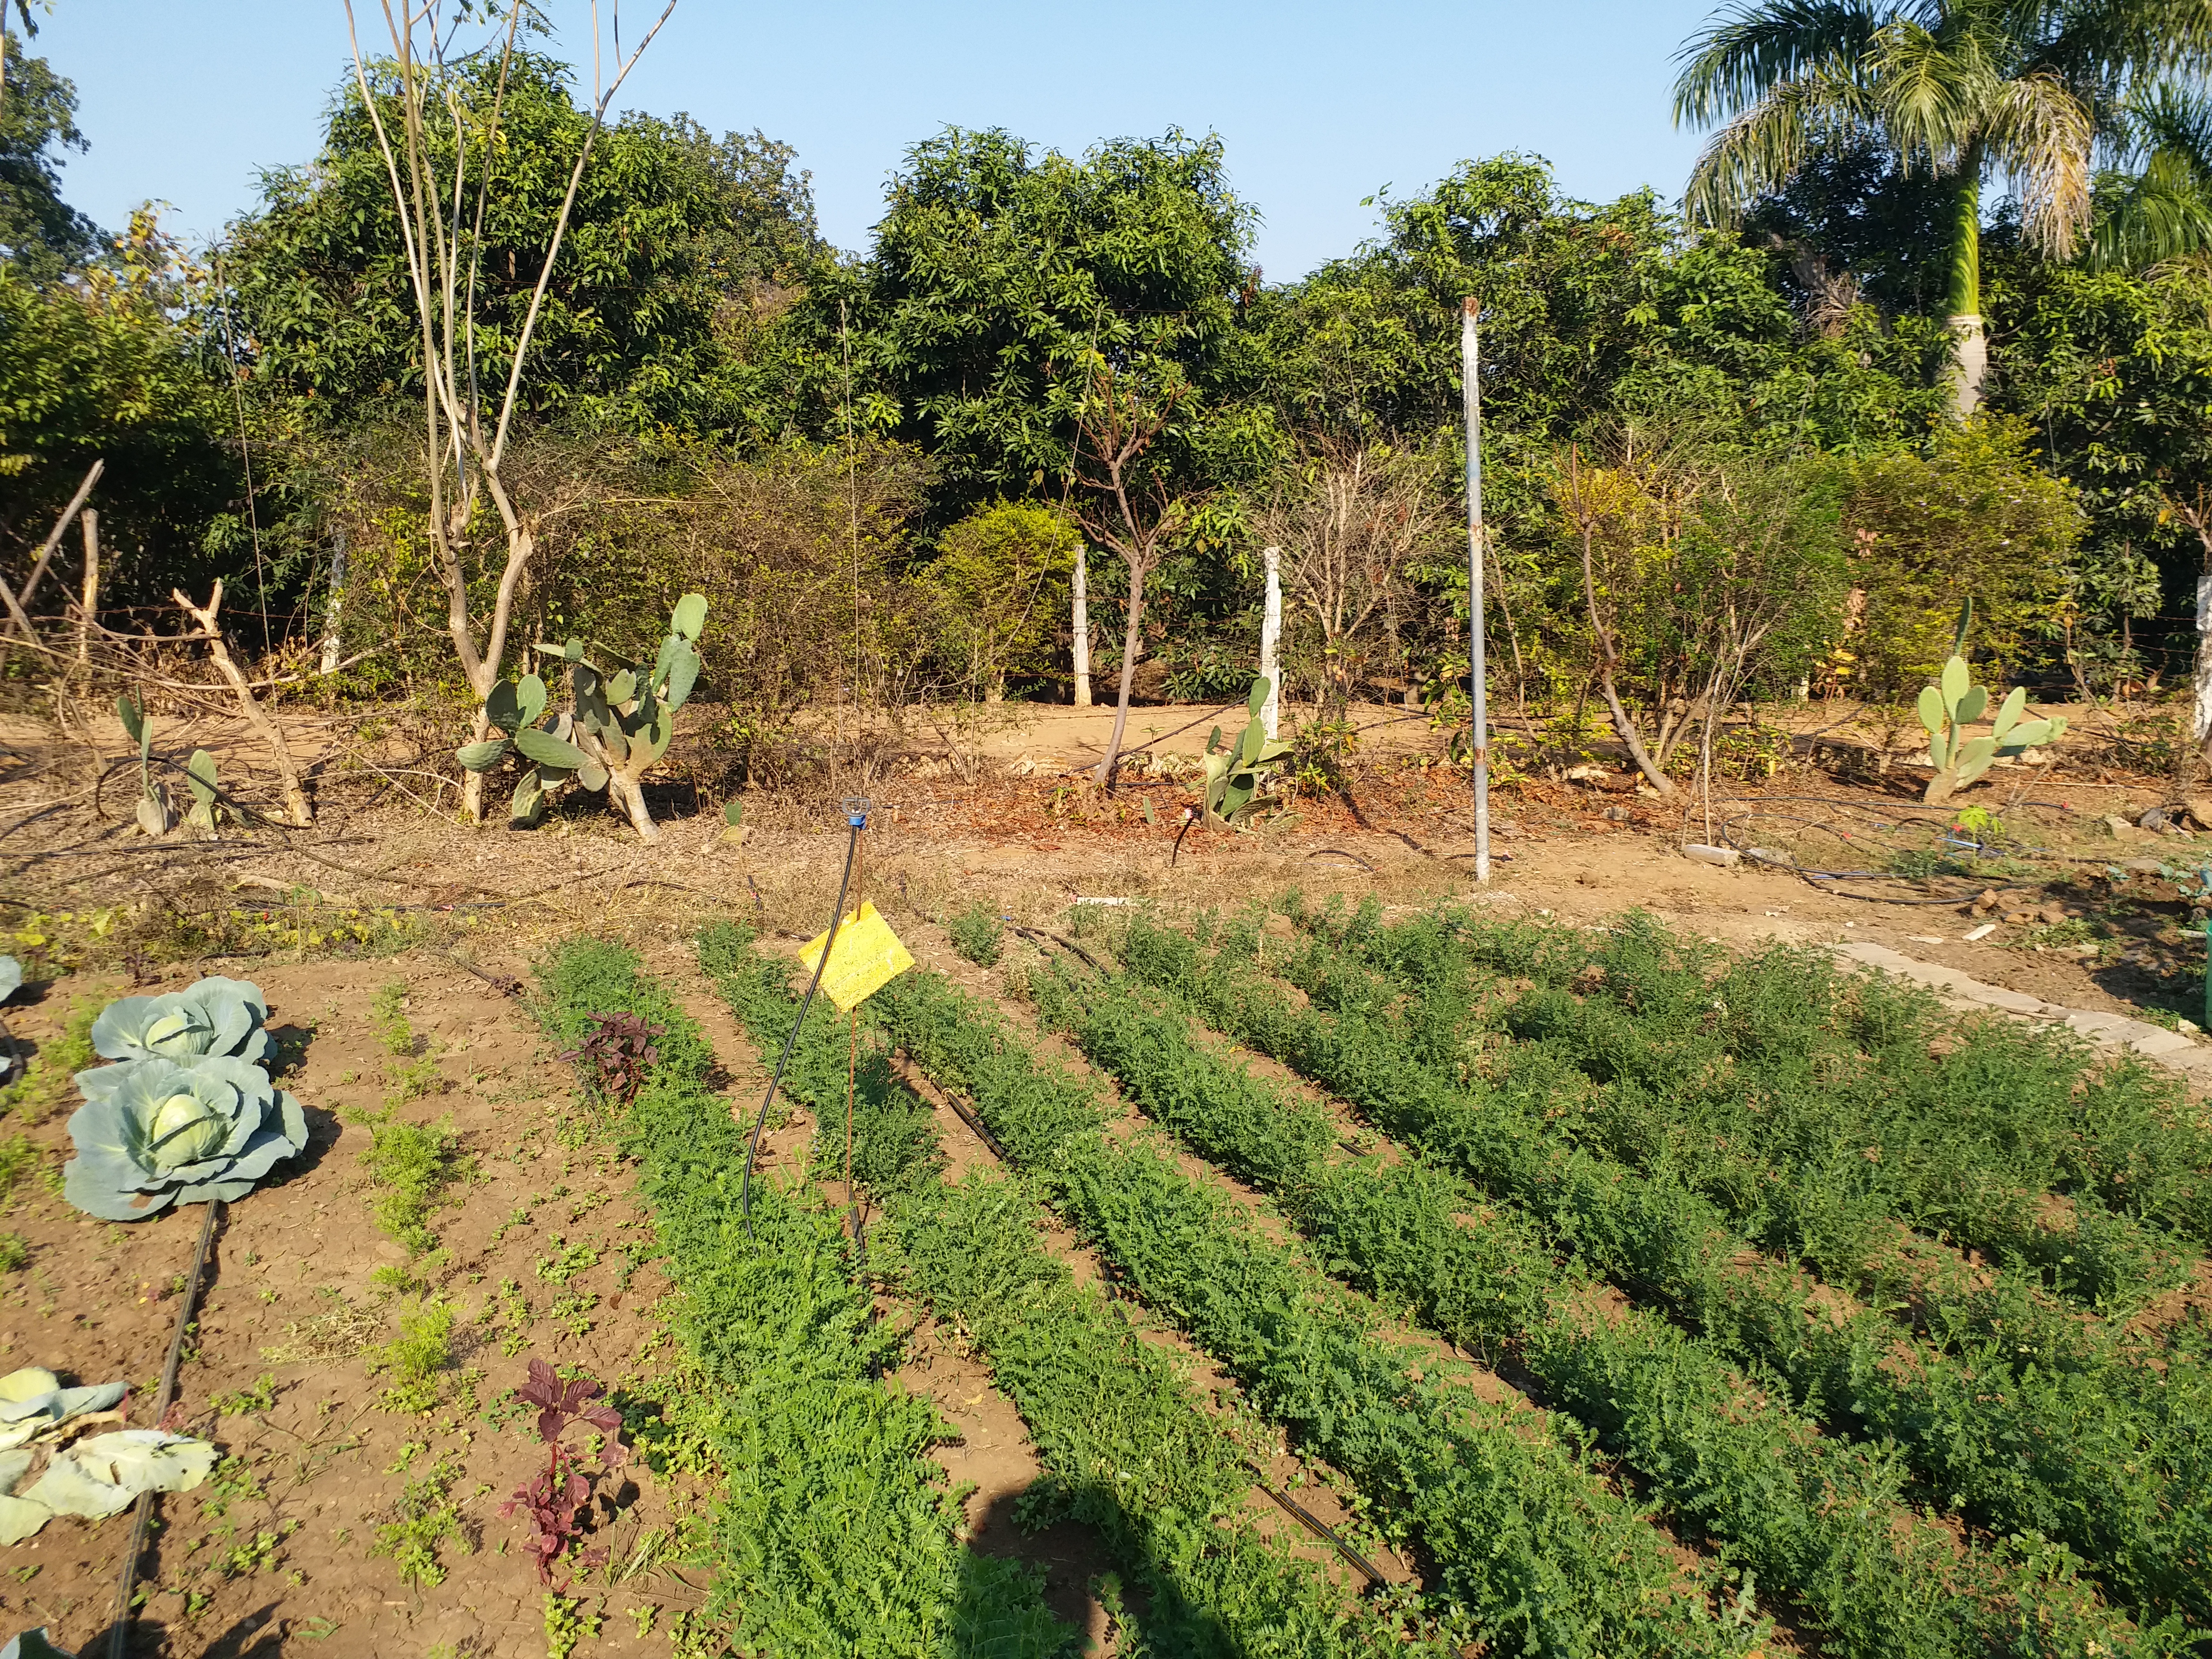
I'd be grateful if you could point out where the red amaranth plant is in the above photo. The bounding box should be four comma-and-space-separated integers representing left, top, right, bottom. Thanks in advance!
560, 1012, 665, 1105
497, 1358, 626, 1584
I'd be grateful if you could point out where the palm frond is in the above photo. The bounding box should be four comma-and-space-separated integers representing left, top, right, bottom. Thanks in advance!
1985, 69, 2097, 253
2044, 0, 2212, 81
1672, 0, 1894, 125
1868, 18, 1998, 167
2119, 80, 2212, 174
1684, 70, 1880, 223
2089, 155, 2212, 264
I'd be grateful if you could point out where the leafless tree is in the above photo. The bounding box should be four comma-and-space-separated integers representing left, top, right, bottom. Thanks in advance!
1067, 354, 1199, 787
1257, 437, 1451, 717
339, 0, 678, 822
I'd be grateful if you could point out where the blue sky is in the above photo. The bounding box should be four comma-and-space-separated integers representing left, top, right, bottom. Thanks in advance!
30, 1, 1722, 280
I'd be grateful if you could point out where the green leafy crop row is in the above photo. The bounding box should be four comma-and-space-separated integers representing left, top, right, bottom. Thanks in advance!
535, 940, 1070, 1659
1319, 900, 2212, 1309
1087, 917, 2181, 1655
855, 954, 1772, 1659
1131, 908, 2212, 1635
693, 921, 1457, 1659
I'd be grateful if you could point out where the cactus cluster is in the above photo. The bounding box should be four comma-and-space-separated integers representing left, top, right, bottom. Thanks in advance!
457, 594, 707, 840
1202, 678, 1293, 827
1916, 655, 2065, 805
116, 695, 171, 837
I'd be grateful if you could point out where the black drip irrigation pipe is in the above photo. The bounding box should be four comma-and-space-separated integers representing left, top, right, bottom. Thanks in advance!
1704, 793, 2153, 903
1008, 924, 1107, 976
108, 1196, 221, 1659
739, 800, 866, 1238
1306, 848, 1376, 872
1246, 1465, 1388, 1587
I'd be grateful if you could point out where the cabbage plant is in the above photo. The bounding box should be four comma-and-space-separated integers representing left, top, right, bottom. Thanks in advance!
63, 1055, 307, 1220
89, 977, 268, 1066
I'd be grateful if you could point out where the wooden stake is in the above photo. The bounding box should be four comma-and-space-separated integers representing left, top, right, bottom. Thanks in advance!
170, 580, 314, 827
0, 460, 102, 664
76, 508, 99, 663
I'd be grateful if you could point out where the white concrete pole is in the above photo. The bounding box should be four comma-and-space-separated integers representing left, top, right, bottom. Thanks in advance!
1259, 543, 1282, 739
1462, 297, 1491, 884
1071, 542, 1092, 707
320, 530, 348, 676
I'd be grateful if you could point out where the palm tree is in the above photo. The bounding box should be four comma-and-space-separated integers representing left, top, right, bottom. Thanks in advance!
2092, 82, 2212, 263
1673, 0, 2212, 413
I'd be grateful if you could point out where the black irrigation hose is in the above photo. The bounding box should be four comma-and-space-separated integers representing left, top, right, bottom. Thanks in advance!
1170, 811, 1197, 869
739, 805, 865, 1238
108, 1196, 221, 1659
1009, 924, 1107, 977
1246, 1464, 1388, 1587
1306, 847, 1376, 872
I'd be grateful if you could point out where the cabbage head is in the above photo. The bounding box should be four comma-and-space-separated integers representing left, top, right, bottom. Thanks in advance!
63, 1055, 307, 1221
89, 977, 268, 1065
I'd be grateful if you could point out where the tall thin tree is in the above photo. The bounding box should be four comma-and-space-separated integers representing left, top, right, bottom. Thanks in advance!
339, 0, 678, 823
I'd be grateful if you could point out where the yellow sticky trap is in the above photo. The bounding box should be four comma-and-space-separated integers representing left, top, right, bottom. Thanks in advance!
797, 901, 915, 1012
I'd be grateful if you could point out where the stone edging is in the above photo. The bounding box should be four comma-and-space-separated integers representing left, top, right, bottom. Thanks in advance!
1830, 940, 2212, 1080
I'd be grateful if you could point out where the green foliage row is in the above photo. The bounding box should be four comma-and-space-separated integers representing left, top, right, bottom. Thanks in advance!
1073, 923, 2173, 1655
534, 939, 1070, 1658
1317, 899, 2212, 1301
1155, 907, 2212, 1630
946, 903, 1005, 970
692, 922, 1453, 1658
853, 951, 1769, 1659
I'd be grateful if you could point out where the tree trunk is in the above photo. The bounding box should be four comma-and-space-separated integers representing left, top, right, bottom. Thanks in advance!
1594, 665, 1675, 797
1575, 512, 1674, 797
1259, 544, 1282, 739
1094, 555, 1147, 787
1071, 544, 1092, 707
1944, 167, 1986, 417
613, 771, 660, 842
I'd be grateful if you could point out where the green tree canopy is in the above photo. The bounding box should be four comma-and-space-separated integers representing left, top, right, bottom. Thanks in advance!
0, 214, 237, 608
1673, 0, 2212, 410
0, 30, 99, 282
223, 48, 822, 439
842, 126, 1262, 526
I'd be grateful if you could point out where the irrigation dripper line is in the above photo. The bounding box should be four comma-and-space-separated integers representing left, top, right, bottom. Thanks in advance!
1306, 847, 1376, 872
108, 1195, 222, 1659
740, 798, 866, 1239
1008, 924, 1107, 977
1245, 1462, 1387, 1587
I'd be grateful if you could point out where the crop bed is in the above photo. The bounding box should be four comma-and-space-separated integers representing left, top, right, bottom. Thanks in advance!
530, 898, 2212, 1659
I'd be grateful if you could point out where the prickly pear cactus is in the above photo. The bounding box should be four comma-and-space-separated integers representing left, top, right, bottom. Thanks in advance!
1916, 656, 2065, 806
1202, 677, 1294, 828
455, 594, 708, 842
117, 694, 173, 837
181, 750, 232, 835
